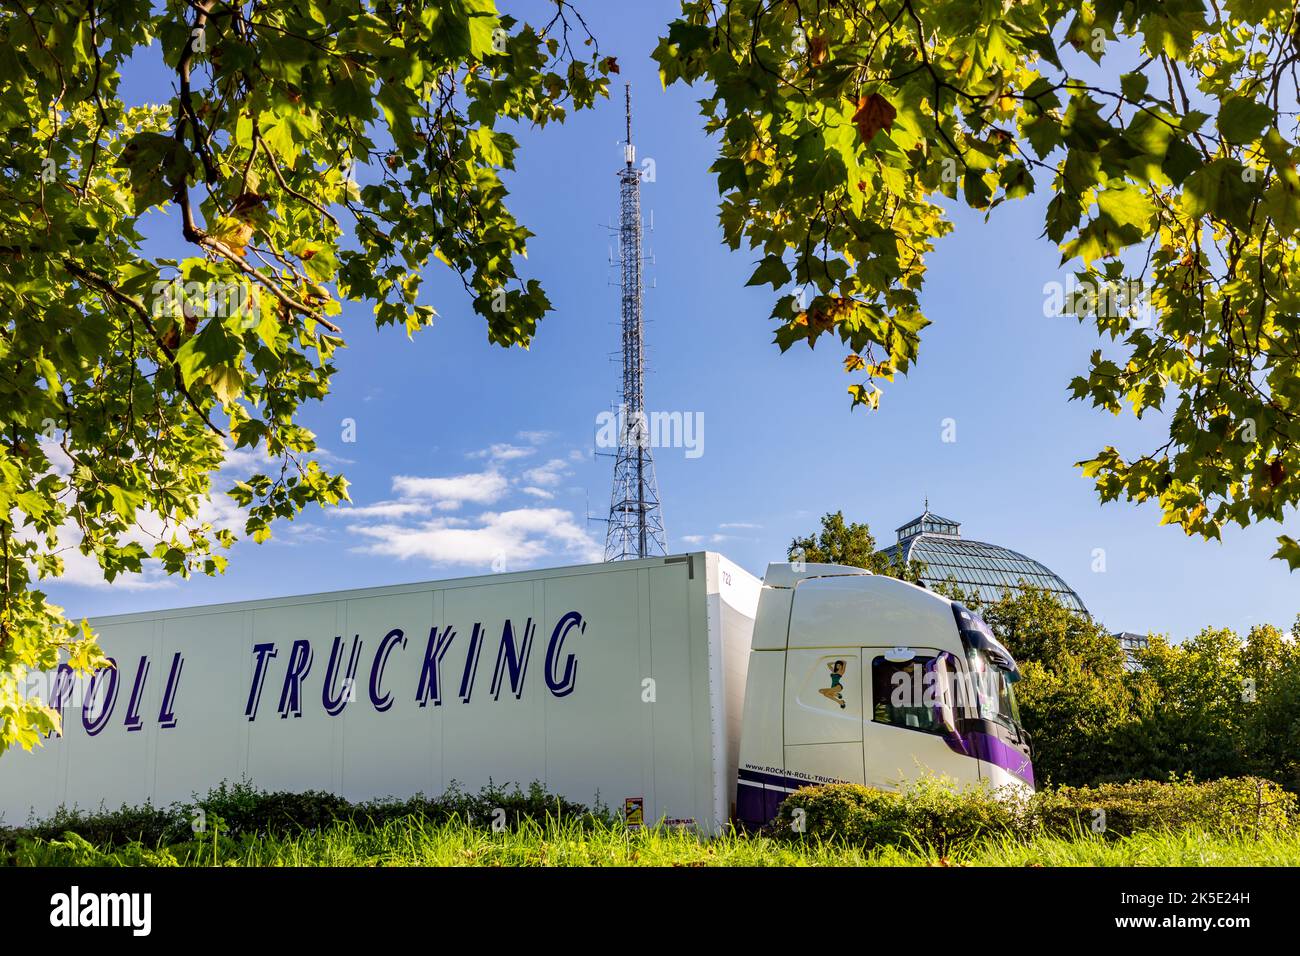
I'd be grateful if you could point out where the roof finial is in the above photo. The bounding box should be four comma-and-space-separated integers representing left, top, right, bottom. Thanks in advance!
924, 496, 929, 513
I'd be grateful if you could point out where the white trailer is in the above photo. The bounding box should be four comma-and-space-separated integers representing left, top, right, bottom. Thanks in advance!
1, 552, 761, 831
1, 553, 1034, 831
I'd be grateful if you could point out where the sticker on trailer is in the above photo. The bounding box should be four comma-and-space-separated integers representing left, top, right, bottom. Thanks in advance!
624, 797, 644, 828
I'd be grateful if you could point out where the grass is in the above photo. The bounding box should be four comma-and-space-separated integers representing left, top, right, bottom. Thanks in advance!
7, 815, 1299, 867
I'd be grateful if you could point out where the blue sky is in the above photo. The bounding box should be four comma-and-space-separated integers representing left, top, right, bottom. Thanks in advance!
43, 0, 1299, 641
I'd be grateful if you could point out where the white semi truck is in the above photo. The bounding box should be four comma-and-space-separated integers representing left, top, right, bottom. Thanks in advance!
0, 552, 1033, 830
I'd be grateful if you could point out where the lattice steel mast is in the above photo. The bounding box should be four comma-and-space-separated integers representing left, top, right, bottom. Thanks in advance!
604, 85, 667, 561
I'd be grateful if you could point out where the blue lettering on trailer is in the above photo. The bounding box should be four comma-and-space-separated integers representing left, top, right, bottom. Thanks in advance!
57, 611, 587, 737
368, 628, 406, 712
322, 635, 363, 716
278, 639, 313, 718
245, 643, 277, 720
414, 625, 456, 708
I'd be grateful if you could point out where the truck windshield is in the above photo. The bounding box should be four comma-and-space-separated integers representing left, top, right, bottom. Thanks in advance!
964, 646, 1022, 731
951, 603, 1026, 737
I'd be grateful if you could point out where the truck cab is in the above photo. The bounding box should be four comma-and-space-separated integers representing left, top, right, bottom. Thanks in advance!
736, 562, 1034, 826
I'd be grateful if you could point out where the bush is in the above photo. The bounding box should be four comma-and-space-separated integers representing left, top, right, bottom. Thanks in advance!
1032, 776, 1296, 838
343, 780, 605, 832
2, 800, 185, 850
776, 775, 1296, 851
775, 777, 1028, 853
0, 779, 605, 852
195, 781, 353, 838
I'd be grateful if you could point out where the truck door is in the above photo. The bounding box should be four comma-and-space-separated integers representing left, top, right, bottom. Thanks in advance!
782, 649, 865, 787
861, 648, 982, 790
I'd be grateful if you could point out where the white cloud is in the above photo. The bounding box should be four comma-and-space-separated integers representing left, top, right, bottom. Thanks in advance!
677, 532, 743, 548
469, 443, 535, 463
43, 433, 594, 590
40, 520, 176, 590
392, 470, 508, 510
521, 458, 569, 487
516, 430, 554, 445
718, 522, 762, 530
327, 500, 431, 520
311, 446, 356, 466
35, 489, 247, 591
196, 489, 249, 533
38, 440, 74, 478
349, 507, 601, 568
220, 443, 274, 476
50, 547, 175, 590
343, 445, 603, 572
271, 522, 330, 547
222, 442, 353, 474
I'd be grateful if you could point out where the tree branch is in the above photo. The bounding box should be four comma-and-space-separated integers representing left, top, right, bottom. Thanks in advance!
61, 259, 226, 438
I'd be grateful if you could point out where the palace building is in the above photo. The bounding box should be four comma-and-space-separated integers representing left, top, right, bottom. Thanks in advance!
876, 507, 1089, 614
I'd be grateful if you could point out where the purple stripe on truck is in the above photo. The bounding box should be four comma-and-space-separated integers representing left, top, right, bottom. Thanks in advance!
736, 768, 825, 826
735, 780, 767, 824
939, 728, 1034, 785
968, 731, 1035, 786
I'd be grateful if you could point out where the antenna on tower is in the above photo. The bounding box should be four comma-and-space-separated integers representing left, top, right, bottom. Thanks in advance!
604, 84, 667, 562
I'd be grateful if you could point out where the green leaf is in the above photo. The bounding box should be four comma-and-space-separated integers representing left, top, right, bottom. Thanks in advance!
202, 365, 244, 405
1217, 96, 1274, 144
1162, 139, 1202, 185
1097, 184, 1154, 231
1182, 159, 1256, 228
467, 11, 502, 59
1119, 72, 1149, 102
1273, 535, 1300, 571
174, 319, 241, 388
747, 255, 792, 288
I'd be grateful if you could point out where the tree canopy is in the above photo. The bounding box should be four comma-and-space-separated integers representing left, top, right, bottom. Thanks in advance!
788, 509, 925, 579
942, 582, 1300, 790
652, 0, 1300, 567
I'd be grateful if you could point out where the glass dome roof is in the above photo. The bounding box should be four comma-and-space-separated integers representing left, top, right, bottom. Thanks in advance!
877, 508, 1089, 614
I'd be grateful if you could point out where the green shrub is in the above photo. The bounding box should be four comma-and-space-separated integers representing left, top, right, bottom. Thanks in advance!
776, 775, 1296, 851
364, 779, 604, 829
776, 777, 1027, 853
1032, 776, 1296, 838
0, 779, 605, 852
2, 800, 182, 850
195, 781, 352, 838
